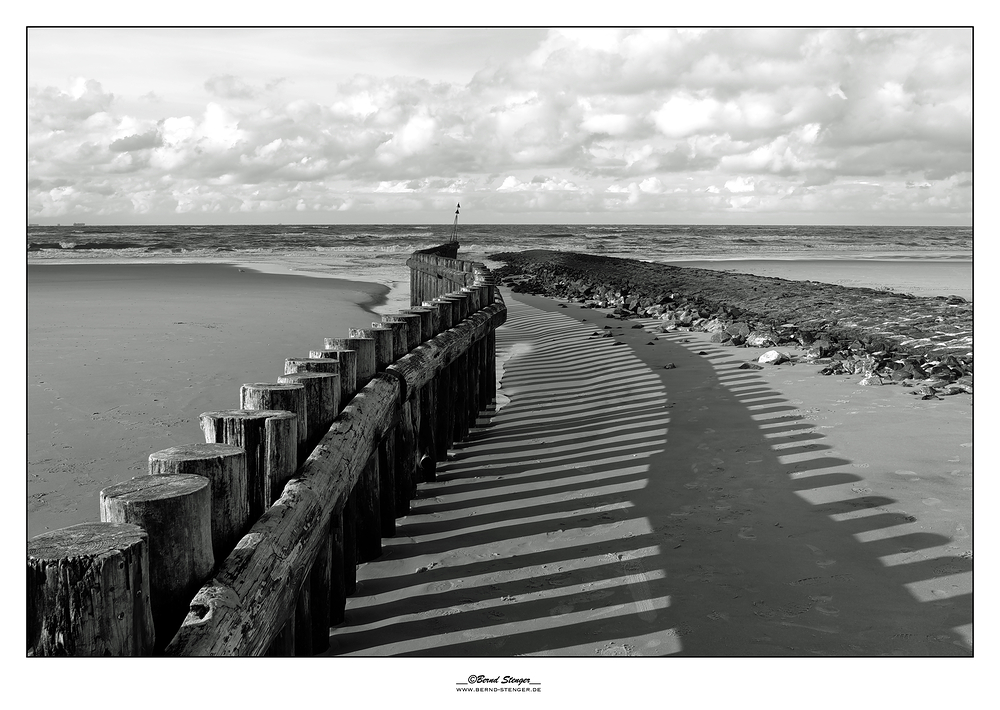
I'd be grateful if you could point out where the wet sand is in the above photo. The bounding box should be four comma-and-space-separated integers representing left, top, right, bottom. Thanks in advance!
327, 288, 972, 657
27, 263, 390, 537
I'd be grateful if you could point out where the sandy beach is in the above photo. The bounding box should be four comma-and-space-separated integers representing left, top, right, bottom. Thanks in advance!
27, 263, 391, 537
26, 250, 974, 658
326, 287, 972, 656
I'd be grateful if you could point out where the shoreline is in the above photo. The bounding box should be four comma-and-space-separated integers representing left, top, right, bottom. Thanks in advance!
26, 253, 414, 316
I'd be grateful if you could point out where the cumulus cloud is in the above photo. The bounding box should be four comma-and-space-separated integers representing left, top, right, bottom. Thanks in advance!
109, 130, 162, 152
27, 28, 972, 222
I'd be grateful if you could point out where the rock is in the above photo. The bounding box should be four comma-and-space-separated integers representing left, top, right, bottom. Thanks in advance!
859, 375, 882, 386
857, 356, 878, 376
632, 324, 645, 329
758, 350, 789, 365
726, 321, 751, 338
746, 330, 779, 347
710, 331, 733, 344
663, 363, 676, 369
739, 362, 764, 370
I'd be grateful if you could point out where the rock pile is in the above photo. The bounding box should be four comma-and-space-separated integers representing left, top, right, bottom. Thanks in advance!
492, 250, 973, 393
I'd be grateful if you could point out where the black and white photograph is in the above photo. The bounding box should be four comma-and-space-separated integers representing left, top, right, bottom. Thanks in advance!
25, 16, 978, 703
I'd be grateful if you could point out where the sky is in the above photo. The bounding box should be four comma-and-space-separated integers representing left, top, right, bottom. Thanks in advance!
27, 26, 974, 225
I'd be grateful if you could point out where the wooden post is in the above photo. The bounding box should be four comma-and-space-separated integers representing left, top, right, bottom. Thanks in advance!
421, 300, 445, 335
294, 583, 312, 657
100, 474, 214, 653
356, 453, 381, 562
148, 443, 249, 564
28, 522, 155, 656
265, 608, 295, 656
277, 372, 340, 448
405, 307, 435, 342
343, 490, 358, 596
309, 518, 332, 652
324, 338, 380, 560
240, 382, 307, 460
200, 409, 297, 519
352, 326, 396, 538
382, 313, 422, 351
376, 432, 397, 537
288, 356, 353, 412
380, 321, 409, 361
324, 337, 376, 387
382, 315, 419, 514
329, 513, 346, 625
350, 327, 393, 371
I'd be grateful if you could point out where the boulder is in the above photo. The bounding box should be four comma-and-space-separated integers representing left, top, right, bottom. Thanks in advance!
758, 350, 790, 365
859, 375, 883, 386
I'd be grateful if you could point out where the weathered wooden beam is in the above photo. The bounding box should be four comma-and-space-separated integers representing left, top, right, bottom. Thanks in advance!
163, 374, 400, 656
163, 296, 506, 656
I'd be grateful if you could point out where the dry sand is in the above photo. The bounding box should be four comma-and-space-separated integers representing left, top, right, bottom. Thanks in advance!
327, 287, 972, 657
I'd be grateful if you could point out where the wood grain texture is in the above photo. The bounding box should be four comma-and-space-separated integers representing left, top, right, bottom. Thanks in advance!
100, 474, 213, 652
28, 522, 155, 656
148, 443, 249, 564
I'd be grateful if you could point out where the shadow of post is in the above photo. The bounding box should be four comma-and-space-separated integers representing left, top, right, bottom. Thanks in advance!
326, 294, 971, 657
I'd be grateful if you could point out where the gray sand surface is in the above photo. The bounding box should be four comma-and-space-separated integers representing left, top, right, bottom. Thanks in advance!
27, 263, 388, 537
326, 288, 972, 657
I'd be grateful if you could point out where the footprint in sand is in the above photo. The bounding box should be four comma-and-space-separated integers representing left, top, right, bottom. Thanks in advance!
805, 544, 837, 568
738, 527, 756, 540
810, 594, 840, 616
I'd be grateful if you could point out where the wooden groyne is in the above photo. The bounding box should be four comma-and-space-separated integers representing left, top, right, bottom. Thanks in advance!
27, 245, 506, 656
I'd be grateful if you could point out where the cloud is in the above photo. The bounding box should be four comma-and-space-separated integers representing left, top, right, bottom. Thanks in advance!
109, 130, 162, 152
27, 28, 972, 222
205, 74, 259, 100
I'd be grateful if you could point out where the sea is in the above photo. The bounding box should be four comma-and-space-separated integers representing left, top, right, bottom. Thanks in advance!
27, 223, 972, 263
